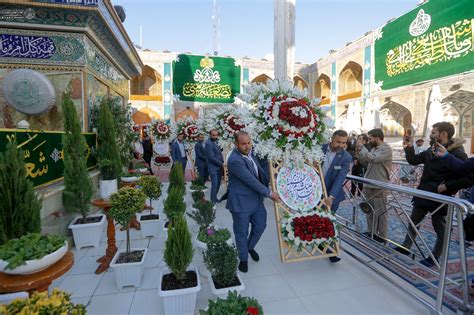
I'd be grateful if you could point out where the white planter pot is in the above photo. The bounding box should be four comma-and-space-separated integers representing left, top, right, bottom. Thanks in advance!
158, 266, 201, 315
194, 231, 233, 251
207, 271, 245, 297
121, 176, 139, 183
99, 179, 118, 201
138, 214, 159, 238
190, 187, 207, 193
68, 214, 106, 249
0, 242, 68, 275
110, 248, 147, 289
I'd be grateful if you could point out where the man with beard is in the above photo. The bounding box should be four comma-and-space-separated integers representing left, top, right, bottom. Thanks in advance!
171, 133, 187, 175
396, 122, 467, 267
356, 128, 393, 243
227, 131, 280, 272
321, 130, 352, 262
205, 129, 224, 204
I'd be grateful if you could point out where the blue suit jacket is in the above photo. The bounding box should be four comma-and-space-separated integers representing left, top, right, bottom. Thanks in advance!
194, 141, 207, 170
226, 149, 270, 213
205, 139, 223, 174
171, 140, 187, 164
322, 144, 352, 209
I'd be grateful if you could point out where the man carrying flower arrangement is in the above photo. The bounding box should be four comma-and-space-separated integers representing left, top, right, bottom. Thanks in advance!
227, 131, 280, 272
321, 130, 352, 262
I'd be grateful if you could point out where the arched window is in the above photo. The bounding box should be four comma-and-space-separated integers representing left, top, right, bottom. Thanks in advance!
251, 74, 271, 84
338, 61, 362, 99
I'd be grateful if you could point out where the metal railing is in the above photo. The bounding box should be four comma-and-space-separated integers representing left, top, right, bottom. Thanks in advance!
338, 175, 473, 315
390, 161, 424, 188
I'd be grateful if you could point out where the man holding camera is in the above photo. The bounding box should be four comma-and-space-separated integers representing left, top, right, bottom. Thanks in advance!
397, 122, 467, 267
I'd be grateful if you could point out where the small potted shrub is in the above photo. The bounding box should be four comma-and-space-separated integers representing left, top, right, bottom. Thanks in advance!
168, 162, 185, 194
0, 289, 86, 314
109, 187, 147, 288
190, 200, 231, 250
203, 242, 244, 296
97, 98, 122, 201
190, 177, 206, 191
191, 190, 205, 203
200, 291, 263, 315
158, 216, 200, 315
62, 92, 105, 249
163, 186, 186, 231
0, 233, 67, 275
137, 175, 162, 237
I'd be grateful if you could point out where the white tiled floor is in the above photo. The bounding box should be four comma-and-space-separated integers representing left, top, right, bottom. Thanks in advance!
50, 184, 436, 315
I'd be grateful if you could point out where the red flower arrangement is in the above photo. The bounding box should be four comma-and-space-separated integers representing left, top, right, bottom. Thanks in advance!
174, 117, 201, 144
224, 114, 245, 135
153, 121, 171, 140
292, 215, 335, 242
282, 208, 338, 252
154, 156, 171, 164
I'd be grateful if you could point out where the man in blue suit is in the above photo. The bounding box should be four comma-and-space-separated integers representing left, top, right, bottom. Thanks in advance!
205, 129, 224, 204
194, 133, 208, 182
321, 129, 352, 262
171, 134, 187, 175
227, 131, 280, 272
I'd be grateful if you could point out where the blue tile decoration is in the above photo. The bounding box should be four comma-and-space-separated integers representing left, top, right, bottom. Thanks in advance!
0, 34, 55, 59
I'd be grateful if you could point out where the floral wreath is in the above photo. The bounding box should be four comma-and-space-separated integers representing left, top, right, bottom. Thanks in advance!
239, 79, 333, 164
173, 116, 200, 144
151, 120, 172, 140
281, 208, 339, 252
199, 107, 254, 150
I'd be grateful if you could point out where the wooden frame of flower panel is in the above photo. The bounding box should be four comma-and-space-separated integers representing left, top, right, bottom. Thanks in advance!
269, 160, 340, 263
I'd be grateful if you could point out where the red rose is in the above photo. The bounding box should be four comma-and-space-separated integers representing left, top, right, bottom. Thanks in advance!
247, 306, 259, 315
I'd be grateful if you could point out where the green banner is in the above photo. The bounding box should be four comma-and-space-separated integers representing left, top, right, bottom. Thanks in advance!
374, 0, 474, 90
173, 54, 241, 103
0, 129, 97, 188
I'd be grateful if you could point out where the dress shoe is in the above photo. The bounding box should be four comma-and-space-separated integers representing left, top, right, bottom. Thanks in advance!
249, 249, 260, 262
393, 246, 410, 256
329, 256, 341, 263
419, 256, 439, 268
238, 261, 248, 273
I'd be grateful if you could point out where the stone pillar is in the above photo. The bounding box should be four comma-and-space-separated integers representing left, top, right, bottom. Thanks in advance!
274, 0, 295, 81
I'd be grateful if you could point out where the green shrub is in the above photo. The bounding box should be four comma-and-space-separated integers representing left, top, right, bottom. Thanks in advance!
190, 177, 206, 190
164, 186, 186, 222
203, 241, 239, 288
61, 92, 93, 219
139, 175, 162, 214
164, 216, 194, 280
0, 141, 41, 245
168, 163, 185, 193
0, 233, 65, 270
191, 190, 205, 203
197, 226, 231, 244
97, 98, 121, 180
188, 199, 215, 231
200, 291, 263, 315
109, 187, 146, 254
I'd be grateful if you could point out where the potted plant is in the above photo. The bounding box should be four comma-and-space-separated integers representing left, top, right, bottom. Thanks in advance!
137, 175, 162, 238
168, 162, 185, 194
109, 187, 147, 288
189, 199, 231, 250
0, 289, 86, 314
97, 98, 122, 201
62, 92, 105, 249
0, 233, 67, 275
190, 177, 206, 192
191, 190, 205, 203
199, 291, 263, 315
158, 216, 200, 315
163, 186, 186, 231
203, 242, 244, 296
0, 141, 41, 245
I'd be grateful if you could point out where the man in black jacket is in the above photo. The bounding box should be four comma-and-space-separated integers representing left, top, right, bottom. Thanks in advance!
396, 122, 468, 267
